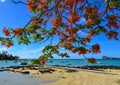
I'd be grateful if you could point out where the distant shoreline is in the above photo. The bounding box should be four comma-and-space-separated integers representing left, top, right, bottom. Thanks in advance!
1, 59, 120, 68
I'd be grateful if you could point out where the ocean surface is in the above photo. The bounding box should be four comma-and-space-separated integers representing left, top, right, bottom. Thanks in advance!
0, 59, 120, 67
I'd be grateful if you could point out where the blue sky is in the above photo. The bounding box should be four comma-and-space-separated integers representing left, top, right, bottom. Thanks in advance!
0, 0, 120, 59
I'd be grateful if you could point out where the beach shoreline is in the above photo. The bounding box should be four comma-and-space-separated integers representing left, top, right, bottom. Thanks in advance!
0, 71, 53, 85
1, 65, 120, 85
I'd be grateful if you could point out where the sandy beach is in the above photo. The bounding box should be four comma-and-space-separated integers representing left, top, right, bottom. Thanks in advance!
3, 65, 120, 85
45, 68, 120, 85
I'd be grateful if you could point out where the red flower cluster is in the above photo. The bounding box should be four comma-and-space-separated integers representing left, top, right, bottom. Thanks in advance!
70, 48, 76, 53
50, 16, 62, 28
2, 27, 10, 36
84, 35, 91, 42
26, 0, 38, 12
64, 0, 84, 4
69, 36, 76, 42
70, 47, 89, 55
14, 28, 23, 36
85, 8, 101, 27
106, 14, 119, 29
39, 56, 46, 65
78, 49, 88, 55
1, 41, 6, 45
69, 12, 80, 23
92, 44, 100, 54
107, 31, 118, 39
1, 40, 13, 48
88, 58, 96, 64
66, 27, 77, 35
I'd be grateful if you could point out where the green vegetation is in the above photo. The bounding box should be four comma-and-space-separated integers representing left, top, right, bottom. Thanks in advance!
31, 58, 40, 64
0, 51, 19, 60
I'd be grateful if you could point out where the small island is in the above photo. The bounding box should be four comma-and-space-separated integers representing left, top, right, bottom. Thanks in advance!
102, 56, 120, 60
0, 51, 19, 60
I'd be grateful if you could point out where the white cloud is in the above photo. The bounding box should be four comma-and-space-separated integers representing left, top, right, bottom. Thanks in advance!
16, 48, 43, 59
0, 47, 8, 51
9, 46, 45, 59
0, 0, 6, 2
0, 46, 15, 52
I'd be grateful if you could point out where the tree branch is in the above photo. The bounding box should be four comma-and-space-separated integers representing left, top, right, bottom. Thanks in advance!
11, 0, 40, 5
11, 0, 28, 5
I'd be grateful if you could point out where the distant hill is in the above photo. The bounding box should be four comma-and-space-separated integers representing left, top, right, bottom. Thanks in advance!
102, 56, 120, 60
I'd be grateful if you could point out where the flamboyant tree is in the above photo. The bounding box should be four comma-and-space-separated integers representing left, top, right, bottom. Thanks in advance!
0, 0, 120, 64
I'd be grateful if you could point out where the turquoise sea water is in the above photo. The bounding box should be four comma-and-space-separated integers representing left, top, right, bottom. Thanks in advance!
0, 60, 31, 67
46, 59, 120, 67
0, 59, 120, 67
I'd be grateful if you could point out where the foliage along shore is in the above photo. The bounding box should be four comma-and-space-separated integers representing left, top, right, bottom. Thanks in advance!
0, 51, 19, 60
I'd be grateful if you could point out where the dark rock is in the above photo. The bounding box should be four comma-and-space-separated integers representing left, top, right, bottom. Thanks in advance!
0, 68, 10, 72
21, 71, 30, 74
39, 68, 55, 74
29, 67, 39, 70
80, 66, 120, 70
0, 69, 4, 72
4, 68, 10, 71
22, 67, 25, 70
66, 69, 77, 73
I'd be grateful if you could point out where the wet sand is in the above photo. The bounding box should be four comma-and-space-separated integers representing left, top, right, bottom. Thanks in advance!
0, 71, 53, 85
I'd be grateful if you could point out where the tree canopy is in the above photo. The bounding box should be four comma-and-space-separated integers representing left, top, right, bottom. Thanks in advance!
0, 0, 120, 63
0, 51, 19, 60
